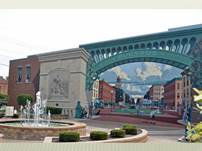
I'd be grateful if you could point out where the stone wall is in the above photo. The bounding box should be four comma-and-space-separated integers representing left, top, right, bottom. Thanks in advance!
0, 119, 86, 140
38, 48, 90, 117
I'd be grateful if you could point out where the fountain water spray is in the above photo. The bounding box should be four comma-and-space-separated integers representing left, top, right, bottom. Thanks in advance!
21, 91, 51, 127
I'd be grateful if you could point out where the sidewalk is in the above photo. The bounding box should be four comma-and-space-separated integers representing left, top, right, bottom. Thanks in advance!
98, 108, 183, 127
96, 114, 183, 128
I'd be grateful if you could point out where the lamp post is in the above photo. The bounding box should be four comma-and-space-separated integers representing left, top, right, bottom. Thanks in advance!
88, 76, 96, 119
183, 68, 192, 138
110, 90, 114, 112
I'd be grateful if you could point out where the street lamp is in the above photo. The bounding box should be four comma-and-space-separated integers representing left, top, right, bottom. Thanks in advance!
110, 90, 114, 112
88, 76, 96, 119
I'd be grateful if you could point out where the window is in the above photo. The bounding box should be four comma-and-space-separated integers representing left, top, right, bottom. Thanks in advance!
177, 93, 180, 99
17, 66, 22, 82
187, 91, 189, 97
187, 78, 189, 86
26, 65, 31, 82
177, 83, 180, 90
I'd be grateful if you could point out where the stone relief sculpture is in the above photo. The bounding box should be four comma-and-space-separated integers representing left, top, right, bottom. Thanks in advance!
48, 68, 69, 99
50, 75, 65, 96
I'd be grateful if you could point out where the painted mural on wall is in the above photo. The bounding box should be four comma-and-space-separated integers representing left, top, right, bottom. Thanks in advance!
190, 39, 202, 88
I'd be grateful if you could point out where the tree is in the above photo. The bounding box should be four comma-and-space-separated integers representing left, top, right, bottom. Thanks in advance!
0, 93, 8, 101
115, 88, 124, 103
144, 91, 150, 99
17, 94, 33, 106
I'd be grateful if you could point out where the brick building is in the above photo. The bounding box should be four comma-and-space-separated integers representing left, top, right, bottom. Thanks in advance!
92, 79, 99, 101
181, 69, 192, 110
148, 84, 164, 101
8, 55, 40, 109
164, 77, 182, 111
181, 69, 202, 123
99, 80, 115, 103
0, 76, 8, 95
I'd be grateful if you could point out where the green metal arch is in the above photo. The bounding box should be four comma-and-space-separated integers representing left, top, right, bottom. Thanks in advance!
91, 49, 194, 75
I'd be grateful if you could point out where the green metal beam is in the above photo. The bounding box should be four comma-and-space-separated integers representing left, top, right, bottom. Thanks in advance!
80, 27, 202, 50
91, 49, 193, 75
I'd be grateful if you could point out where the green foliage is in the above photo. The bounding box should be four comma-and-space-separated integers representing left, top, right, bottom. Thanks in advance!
59, 131, 80, 142
13, 114, 19, 118
0, 93, 8, 101
110, 129, 125, 138
122, 124, 137, 135
190, 134, 201, 142
194, 122, 202, 134
186, 122, 202, 143
46, 107, 62, 114
90, 131, 108, 140
17, 94, 33, 106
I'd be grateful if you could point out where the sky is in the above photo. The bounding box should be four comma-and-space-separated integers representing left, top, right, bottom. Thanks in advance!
0, 9, 202, 78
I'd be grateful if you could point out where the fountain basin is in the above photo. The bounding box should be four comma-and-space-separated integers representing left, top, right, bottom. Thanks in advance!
0, 119, 86, 140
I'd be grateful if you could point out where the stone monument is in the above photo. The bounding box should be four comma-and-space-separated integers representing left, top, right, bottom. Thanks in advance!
38, 48, 90, 117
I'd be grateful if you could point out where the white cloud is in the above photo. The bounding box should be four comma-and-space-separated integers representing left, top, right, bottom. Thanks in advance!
135, 62, 162, 81
132, 86, 141, 92
163, 65, 172, 71
123, 84, 141, 92
110, 66, 130, 80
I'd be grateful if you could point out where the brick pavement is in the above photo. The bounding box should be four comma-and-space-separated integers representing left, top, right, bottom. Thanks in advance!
97, 110, 183, 128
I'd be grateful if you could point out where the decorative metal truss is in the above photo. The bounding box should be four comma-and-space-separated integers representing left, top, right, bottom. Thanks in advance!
79, 25, 202, 90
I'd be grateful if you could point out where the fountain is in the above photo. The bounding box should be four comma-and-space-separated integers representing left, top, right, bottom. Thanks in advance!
0, 91, 86, 140
20, 91, 51, 127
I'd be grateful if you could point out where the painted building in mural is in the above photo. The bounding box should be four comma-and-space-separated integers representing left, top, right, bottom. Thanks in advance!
98, 80, 115, 103
164, 78, 182, 111
181, 69, 202, 123
181, 69, 192, 109
148, 84, 164, 101
92, 79, 99, 101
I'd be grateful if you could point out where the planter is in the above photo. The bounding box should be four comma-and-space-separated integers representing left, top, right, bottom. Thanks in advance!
44, 129, 148, 143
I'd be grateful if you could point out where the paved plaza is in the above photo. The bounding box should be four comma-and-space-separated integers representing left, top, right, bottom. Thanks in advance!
1, 116, 184, 143
79, 118, 185, 143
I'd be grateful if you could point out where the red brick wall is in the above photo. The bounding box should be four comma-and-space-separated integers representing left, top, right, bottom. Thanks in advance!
164, 79, 182, 110
99, 81, 115, 102
8, 55, 40, 109
164, 82, 175, 109
0, 77, 8, 95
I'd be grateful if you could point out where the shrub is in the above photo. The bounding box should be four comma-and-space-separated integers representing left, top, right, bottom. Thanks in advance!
46, 107, 62, 114
110, 129, 125, 138
17, 94, 33, 106
90, 131, 108, 140
13, 114, 19, 118
0, 93, 8, 101
59, 131, 80, 142
190, 134, 202, 142
122, 124, 137, 135
194, 122, 202, 134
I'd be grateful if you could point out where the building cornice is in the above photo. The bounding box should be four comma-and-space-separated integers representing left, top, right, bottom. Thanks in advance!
37, 48, 90, 63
